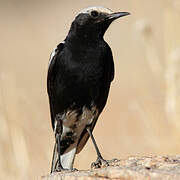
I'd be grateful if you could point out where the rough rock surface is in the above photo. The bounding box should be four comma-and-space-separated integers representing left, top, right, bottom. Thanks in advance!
41, 155, 180, 180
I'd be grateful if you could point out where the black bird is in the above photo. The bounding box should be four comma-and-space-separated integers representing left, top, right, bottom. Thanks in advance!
47, 6, 130, 172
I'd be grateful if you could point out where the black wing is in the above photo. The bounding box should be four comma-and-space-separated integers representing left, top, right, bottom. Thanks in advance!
76, 44, 115, 154
47, 41, 65, 130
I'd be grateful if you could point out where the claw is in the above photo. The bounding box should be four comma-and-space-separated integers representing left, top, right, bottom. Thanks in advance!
53, 161, 64, 172
54, 160, 78, 173
71, 168, 78, 172
54, 167, 78, 173
91, 157, 109, 169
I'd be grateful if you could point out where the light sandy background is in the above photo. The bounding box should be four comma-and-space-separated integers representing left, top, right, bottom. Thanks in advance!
1, 0, 180, 179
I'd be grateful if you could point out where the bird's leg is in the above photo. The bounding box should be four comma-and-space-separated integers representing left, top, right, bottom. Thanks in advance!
86, 127, 109, 169
51, 117, 64, 173
55, 133, 64, 171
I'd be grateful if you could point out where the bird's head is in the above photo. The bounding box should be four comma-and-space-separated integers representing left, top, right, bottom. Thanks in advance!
68, 6, 130, 40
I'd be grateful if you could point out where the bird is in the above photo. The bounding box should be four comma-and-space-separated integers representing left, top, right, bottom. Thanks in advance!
47, 6, 130, 173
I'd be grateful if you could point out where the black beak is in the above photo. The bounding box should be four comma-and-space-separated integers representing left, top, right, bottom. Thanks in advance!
107, 12, 130, 21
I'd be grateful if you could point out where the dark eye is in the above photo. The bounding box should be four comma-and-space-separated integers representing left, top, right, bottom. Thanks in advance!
90, 10, 99, 18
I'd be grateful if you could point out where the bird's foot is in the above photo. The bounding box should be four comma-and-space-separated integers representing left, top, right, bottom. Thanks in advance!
91, 157, 109, 169
53, 163, 65, 172
53, 167, 78, 173
71, 168, 78, 172
53, 165, 78, 173
52, 158, 78, 173
52, 160, 66, 173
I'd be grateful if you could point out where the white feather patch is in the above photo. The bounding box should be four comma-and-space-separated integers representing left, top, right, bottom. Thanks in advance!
78, 6, 113, 15
61, 147, 77, 169
48, 48, 56, 67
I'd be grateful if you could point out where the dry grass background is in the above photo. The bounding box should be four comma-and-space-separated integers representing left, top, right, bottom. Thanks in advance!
0, 0, 180, 179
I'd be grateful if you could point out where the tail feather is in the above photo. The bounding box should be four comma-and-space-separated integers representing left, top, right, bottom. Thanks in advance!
61, 147, 76, 169
51, 142, 77, 172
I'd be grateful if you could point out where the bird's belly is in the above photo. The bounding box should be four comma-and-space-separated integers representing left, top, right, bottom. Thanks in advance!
60, 105, 98, 154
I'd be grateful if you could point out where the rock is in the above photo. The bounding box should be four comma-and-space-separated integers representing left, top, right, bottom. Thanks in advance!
41, 155, 180, 180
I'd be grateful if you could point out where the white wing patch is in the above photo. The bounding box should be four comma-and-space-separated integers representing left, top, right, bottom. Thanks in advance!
48, 48, 56, 67
78, 6, 113, 15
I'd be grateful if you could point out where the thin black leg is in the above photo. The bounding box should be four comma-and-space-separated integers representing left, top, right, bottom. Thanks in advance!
51, 119, 64, 173
51, 142, 57, 173
55, 133, 63, 170
86, 127, 103, 159
86, 127, 109, 169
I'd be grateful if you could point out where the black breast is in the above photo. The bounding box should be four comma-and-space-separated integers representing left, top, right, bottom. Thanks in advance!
52, 40, 111, 114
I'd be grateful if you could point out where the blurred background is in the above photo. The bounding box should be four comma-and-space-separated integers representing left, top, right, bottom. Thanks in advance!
1, 0, 180, 179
